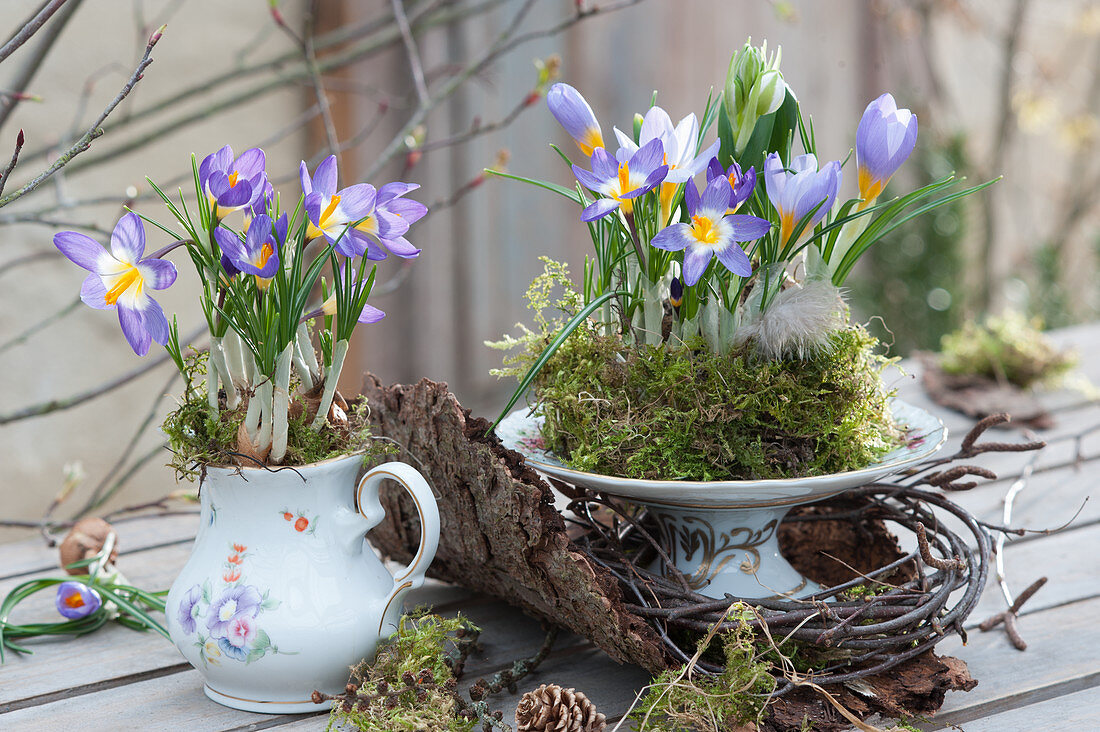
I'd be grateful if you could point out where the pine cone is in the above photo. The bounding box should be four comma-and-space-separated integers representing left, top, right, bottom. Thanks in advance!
515, 684, 606, 732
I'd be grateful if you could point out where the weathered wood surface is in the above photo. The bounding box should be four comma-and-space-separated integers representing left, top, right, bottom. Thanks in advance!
1, 322, 1098, 731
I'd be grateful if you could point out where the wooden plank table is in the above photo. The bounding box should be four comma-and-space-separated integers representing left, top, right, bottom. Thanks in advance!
2, 323, 1098, 731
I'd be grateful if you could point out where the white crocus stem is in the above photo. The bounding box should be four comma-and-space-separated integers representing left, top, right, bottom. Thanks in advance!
823, 213, 873, 280
210, 337, 240, 411
269, 343, 295, 464
292, 325, 318, 389
223, 331, 248, 392
206, 360, 219, 411
701, 299, 722, 353
256, 378, 274, 453
243, 352, 262, 445
312, 338, 349, 430
297, 323, 320, 381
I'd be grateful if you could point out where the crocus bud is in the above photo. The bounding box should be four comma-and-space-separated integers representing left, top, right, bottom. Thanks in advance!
855, 93, 918, 209
724, 39, 787, 157
56, 581, 102, 620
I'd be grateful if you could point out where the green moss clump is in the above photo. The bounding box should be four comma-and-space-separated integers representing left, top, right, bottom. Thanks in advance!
327, 612, 480, 732
162, 353, 392, 479
939, 311, 1075, 388
632, 615, 776, 730
533, 325, 900, 481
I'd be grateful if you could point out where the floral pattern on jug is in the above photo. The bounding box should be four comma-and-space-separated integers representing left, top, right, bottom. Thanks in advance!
175, 541, 287, 667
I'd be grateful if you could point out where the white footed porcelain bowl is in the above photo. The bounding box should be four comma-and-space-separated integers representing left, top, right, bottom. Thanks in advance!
498, 399, 946, 598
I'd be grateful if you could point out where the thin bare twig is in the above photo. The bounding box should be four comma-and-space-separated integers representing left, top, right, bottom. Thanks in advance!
392, 0, 430, 106
0, 0, 84, 133
0, 24, 164, 208
0, 322, 203, 425
0, 0, 67, 66
0, 129, 25, 198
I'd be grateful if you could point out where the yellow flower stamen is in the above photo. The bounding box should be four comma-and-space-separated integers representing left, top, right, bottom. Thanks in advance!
104, 266, 141, 306
65, 593, 85, 609
319, 194, 342, 227
228, 171, 239, 188
691, 215, 719, 245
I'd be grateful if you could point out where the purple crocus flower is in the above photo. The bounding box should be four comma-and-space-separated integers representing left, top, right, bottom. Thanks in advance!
706, 158, 757, 214
177, 584, 202, 635
199, 145, 268, 217
613, 106, 720, 186
206, 584, 262, 639
547, 83, 605, 157
301, 155, 416, 259
215, 213, 279, 288
764, 152, 842, 247
572, 139, 669, 222
54, 213, 177, 356
856, 93, 917, 209
56, 581, 102, 620
651, 176, 771, 286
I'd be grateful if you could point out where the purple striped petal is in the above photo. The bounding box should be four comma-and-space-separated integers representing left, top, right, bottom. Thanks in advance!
304, 191, 323, 225
110, 213, 146, 264
233, 148, 266, 179
706, 157, 724, 181
118, 303, 152, 355
590, 147, 618, 180
684, 179, 700, 216
54, 231, 107, 273
581, 198, 619, 222
682, 246, 714, 286
374, 208, 409, 239
572, 165, 605, 193
357, 303, 386, 324
337, 183, 376, 219
299, 161, 312, 195
199, 145, 233, 183
715, 242, 752, 276
311, 155, 338, 196
650, 223, 693, 252
381, 235, 420, 258
763, 153, 786, 207
629, 139, 665, 177
726, 214, 773, 242
379, 196, 427, 224
378, 181, 419, 202
140, 258, 177, 290
141, 297, 170, 346
80, 273, 112, 310
699, 177, 733, 216
632, 164, 668, 196
214, 227, 246, 262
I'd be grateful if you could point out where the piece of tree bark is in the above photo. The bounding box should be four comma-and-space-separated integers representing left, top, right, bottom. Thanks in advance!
360, 375, 980, 729
360, 374, 668, 672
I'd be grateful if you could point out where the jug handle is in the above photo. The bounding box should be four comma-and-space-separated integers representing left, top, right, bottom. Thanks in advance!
355, 462, 440, 631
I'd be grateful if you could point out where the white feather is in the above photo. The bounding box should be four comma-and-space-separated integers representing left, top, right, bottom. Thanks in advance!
734, 279, 847, 361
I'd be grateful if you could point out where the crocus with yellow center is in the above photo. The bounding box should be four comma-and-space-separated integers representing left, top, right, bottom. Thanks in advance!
55, 581, 102, 620
613, 105, 720, 225
650, 176, 771, 286
763, 152, 842, 248
54, 213, 177, 356
571, 139, 668, 222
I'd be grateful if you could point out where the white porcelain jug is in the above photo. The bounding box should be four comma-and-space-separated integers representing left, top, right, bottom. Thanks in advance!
164, 454, 439, 713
